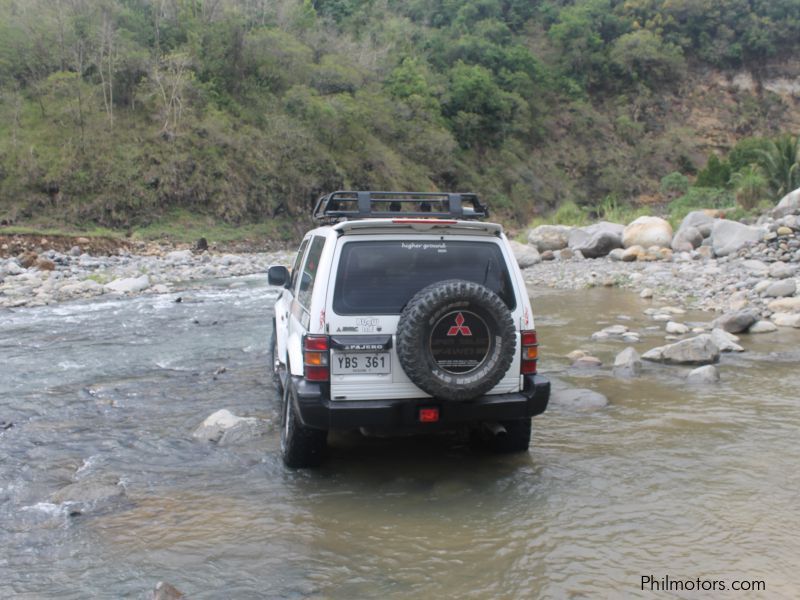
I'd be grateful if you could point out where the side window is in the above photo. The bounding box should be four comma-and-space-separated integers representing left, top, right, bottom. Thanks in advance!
296, 236, 326, 309
289, 239, 309, 293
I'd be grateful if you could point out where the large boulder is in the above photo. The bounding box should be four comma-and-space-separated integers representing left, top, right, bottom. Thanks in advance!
508, 240, 541, 268
622, 216, 673, 249
527, 225, 572, 252
712, 309, 759, 333
550, 388, 609, 411
568, 222, 624, 258
763, 279, 797, 298
772, 187, 800, 218
105, 275, 151, 294
687, 365, 720, 384
192, 409, 266, 445
671, 225, 703, 252
709, 328, 744, 352
642, 334, 720, 365
678, 210, 717, 238
613, 347, 642, 378
710, 220, 765, 257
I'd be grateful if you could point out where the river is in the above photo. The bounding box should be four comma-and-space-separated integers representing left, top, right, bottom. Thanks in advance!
1, 276, 798, 598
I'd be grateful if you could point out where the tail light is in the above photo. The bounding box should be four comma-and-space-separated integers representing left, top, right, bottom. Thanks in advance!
303, 335, 329, 382
520, 330, 538, 375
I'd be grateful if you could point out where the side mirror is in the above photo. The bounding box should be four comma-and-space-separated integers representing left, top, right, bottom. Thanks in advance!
268, 265, 290, 287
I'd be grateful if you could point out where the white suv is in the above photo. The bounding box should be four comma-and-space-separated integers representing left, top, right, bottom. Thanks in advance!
268, 191, 550, 467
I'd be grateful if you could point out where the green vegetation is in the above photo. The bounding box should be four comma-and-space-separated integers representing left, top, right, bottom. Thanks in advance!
0, 0, 799, 240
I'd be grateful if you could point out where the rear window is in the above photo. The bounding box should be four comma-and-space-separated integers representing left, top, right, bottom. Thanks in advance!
333, 240, 516, 315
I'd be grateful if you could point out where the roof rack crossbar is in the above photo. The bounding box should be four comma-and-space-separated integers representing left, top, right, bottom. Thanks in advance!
312, 190, 488, 222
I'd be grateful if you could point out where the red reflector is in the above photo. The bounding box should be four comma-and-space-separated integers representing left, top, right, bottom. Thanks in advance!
304, 335, 329, 351
305, 366, 329, 382
521, 360, 538, 375
521, 331, 537, 346
419, 408, 440, 423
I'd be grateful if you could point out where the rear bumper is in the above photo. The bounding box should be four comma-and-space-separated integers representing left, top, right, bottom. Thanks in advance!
291, 375, 550, 431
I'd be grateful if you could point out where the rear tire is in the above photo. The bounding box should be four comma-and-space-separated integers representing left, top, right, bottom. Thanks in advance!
280, 379, 327, 468
487, 419, 531, 454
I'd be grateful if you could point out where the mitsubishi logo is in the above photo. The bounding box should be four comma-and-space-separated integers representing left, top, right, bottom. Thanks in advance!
447, 312, 472, 336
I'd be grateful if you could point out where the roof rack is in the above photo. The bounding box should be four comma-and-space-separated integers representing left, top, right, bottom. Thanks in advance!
312, 190, 489, 222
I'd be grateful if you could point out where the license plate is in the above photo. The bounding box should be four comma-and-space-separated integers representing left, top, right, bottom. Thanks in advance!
332, 352, 391, 375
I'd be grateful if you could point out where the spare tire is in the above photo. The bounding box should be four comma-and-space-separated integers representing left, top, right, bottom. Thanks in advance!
396, 279, 516, 401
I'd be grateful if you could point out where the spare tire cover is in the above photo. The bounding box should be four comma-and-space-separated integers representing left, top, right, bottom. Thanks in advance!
396, 279, 516, 401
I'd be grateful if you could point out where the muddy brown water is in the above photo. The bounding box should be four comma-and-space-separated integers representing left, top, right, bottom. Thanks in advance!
1, 277, 799, 598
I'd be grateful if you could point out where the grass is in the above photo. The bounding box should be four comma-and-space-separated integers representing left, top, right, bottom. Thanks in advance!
0, 224, 123, 238
129, 210, 296, 244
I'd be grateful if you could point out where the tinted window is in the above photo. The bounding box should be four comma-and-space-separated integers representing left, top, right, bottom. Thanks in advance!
297, 236, 325, 309
333, 240, 516, 315
289, 239, 309, 292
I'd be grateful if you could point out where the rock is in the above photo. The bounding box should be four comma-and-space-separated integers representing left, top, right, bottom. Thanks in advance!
712, 309, 759, 333
622, 245, 645, 262
764, 279, 797, 298
710, 219, 764, 257
193, 409, 261, 444
165, 249, 193, 263
573, 356, 602, 368
687, 365, 720, 384
152, 582, 185, 600
613, 347, 642, 377
772, 187, 800, 218
540, 250, 555, 261
568, 222, 624, 258
19, 251, 38, 268
769, 262, 796, 279
591, 324, 629, 340
508, 240, 542, 268
742, 259, 769, 276
623, 216, 673, 249
550, 388, 608, 411
527, 225, 572, 252
640, 288, 653, 299
767, 297, 800, 313
679, 210, 717, 237
76, 236, 91, 245
557, 248, 574, 260
642, 334, 720, 365
3, 259, 24, 276
566, 350, 588, 361
671, 225, 703, 252
665, 321, 689, 335
1, 420, 13, 430
777, 226, 793, 236
105, 275, 151, 294
608, 248, 625, 261
50, 475, 126, 515
710, 328, 744, 352
772, 313, 800, 327
749, 320, 778, 333
34, 258, 56, 271
69, 246, 82, 256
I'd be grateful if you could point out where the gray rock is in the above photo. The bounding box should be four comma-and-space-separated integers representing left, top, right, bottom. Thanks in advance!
769, 262, 796, 279
608, 248, 625, 261
665, 321, 689, 335
193, 409, 261, 444
671, 226, 703, 252
764, 279, 796, 298
772, 312, 800, 327
50, 475, 126, 515
568, 222, 624, 258
710, 220, 765, 257
508, 240, 542, 268
772, 187, 800, 218
749, 320, 778, 333
767, 297, 800, 313
3, 259, 24, 276
105, 274, 151, 294
642, 334, 720, 365
710, 328, 744, 352
741, 259, 769, 276
613, 346, 642, 377
550, 388, 609, 411
573, 356, 603, 368
527, 225, 572, 252
687, 365, 720, 384
165, 249, 193, 263
712, 309, 759, 333
679, 211, 716, 237
152, 581, 185, 600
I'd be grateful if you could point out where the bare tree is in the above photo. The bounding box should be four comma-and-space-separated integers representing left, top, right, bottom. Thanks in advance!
96, 3, 117, 127
150, 52, 192, 134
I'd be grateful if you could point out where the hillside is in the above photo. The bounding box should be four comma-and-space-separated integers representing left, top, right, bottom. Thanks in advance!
1, 0, 799, 241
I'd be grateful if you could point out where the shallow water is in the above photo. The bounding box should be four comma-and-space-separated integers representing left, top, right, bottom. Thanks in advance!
1, 278, 798, 598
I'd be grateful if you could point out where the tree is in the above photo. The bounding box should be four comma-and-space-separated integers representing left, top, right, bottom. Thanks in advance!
757, 134, 800, 199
